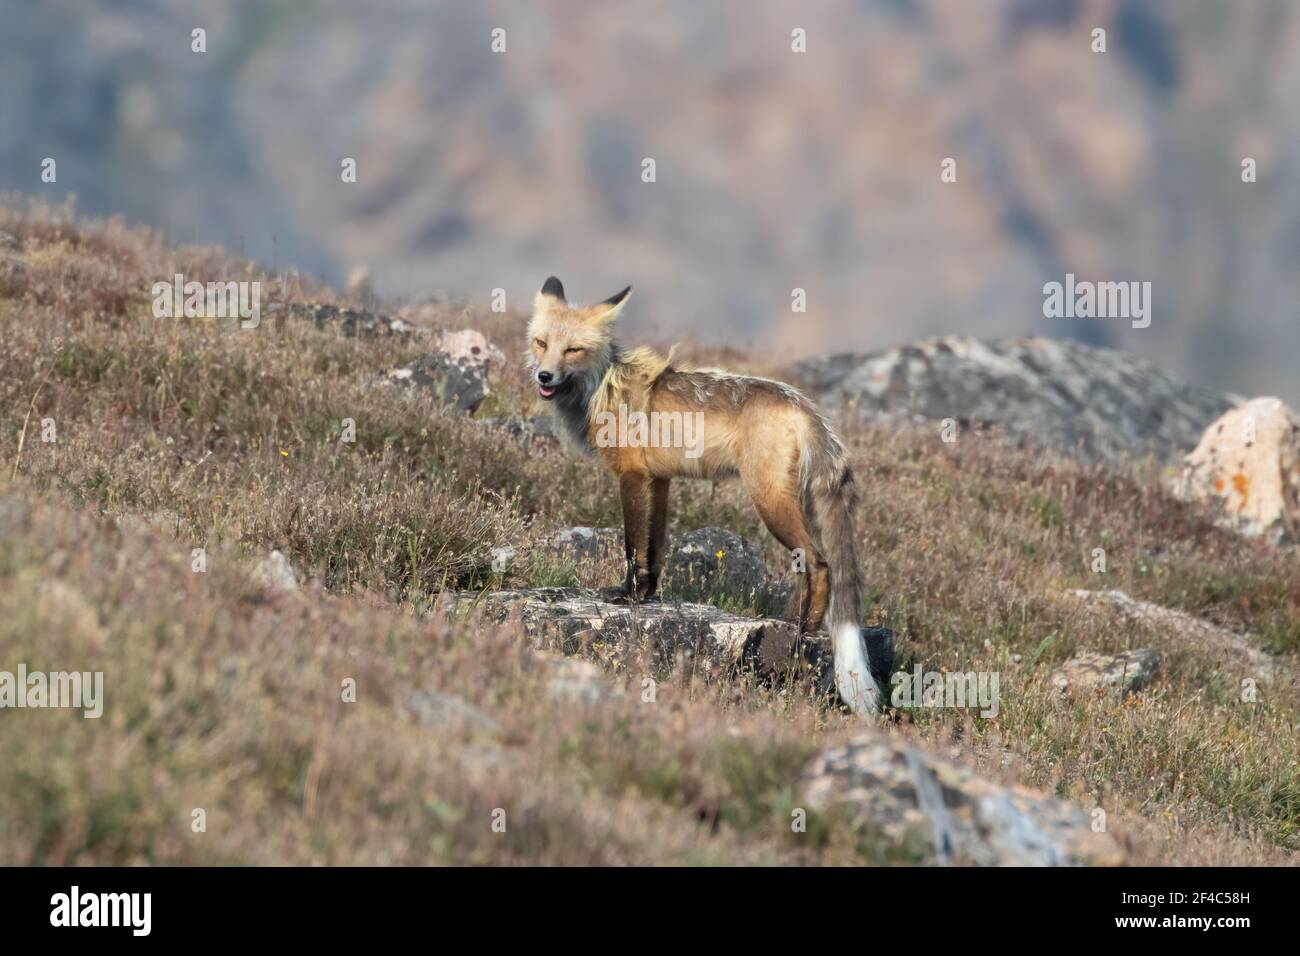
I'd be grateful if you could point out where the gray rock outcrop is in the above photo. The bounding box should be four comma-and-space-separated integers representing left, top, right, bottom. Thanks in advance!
448, 586, 827, 687
447, 586, 897, 695
784, 336, 1233, 465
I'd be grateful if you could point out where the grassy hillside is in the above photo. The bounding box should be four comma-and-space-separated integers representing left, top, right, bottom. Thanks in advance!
1, 200, 1297, 864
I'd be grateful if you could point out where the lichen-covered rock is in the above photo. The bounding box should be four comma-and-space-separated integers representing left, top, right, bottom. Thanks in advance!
448, 586, 830, 688
435, 328, 505, 370
662, 527, 769, 602
800, 731, 1124, 866
374, 350, 489, 413
448, 586, 896, 703
785, 336, 1232, 465
1050, 648, 1159, 696
542, 525, 786, 606
1171, 396, 1300, 542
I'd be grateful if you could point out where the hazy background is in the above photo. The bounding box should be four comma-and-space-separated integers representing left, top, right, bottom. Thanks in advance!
3, 0, 1297, 402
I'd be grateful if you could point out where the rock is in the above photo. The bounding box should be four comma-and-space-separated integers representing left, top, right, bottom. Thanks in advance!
784, 336, 1232, 466
1066, 589, 1276, 680
435, 328, 505, 370
449, 586, 895, 702
543, 525, 787, 606
1050, 648, 1159, 696
860, 627, 896, 687
279, 301, 415, 337
251, 549, 299, 593
1171, 396, 1300, 542
661, 527, 768, 603
405, 691, 497, 732
448, 586, 830, 689
801, 730, 1123, 866
374, 350, 489, 413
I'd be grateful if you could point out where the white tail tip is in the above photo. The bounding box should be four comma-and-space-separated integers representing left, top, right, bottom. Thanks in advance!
833, 623, 879, 715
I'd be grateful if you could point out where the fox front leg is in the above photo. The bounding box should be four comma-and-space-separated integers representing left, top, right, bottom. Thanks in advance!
643, 477, 671, 599
612, 472, 655, 603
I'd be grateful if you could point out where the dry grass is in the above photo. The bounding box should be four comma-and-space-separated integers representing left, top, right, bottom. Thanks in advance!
1, 198, 1297, 864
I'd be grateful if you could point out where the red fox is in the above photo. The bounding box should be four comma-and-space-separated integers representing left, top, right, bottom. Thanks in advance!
527, 277, 878, 714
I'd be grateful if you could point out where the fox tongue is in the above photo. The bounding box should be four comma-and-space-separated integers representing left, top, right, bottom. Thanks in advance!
539, 385, 556, 398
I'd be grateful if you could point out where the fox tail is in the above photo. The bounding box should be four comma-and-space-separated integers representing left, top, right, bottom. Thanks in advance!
800, 420, 878, 714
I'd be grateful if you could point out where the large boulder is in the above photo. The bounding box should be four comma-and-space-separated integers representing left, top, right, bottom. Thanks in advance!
800, 731, 1124, 866
1171, 397, 1300, 542
784, 336, 1232, 466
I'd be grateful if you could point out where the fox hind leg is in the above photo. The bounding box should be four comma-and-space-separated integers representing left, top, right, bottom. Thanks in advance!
750, 486, 821, 632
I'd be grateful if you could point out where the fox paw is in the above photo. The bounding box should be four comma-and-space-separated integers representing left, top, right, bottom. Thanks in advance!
599, 582, 660, 605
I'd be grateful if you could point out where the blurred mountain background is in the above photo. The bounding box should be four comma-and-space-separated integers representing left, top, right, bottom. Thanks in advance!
2, 0, 1297, 402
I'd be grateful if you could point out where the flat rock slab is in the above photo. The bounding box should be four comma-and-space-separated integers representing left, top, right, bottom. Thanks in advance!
801, 731, 1124, 866
449, 587, 830, 688
1066, 588, 1277, 680
449, 587, 898, 694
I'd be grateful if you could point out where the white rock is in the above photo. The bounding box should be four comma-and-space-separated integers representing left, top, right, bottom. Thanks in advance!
252, 549, 299, 593
1172, 397, 1300, 541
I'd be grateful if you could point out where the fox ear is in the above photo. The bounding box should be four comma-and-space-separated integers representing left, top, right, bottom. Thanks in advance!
590, 285, 631, 323
534, 275, 566, 313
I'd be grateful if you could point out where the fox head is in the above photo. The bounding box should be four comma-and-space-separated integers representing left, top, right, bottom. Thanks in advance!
527, 276, 631, 401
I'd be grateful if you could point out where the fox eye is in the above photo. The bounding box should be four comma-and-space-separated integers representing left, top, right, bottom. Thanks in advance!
564, 347, 584, 355
534, 339, 546, 350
